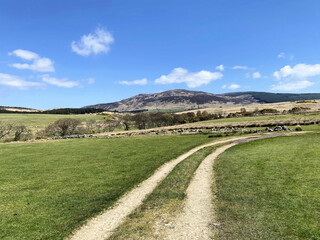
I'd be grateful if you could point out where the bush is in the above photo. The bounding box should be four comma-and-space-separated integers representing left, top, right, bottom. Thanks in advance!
13, 125, 32, 141
43, 118, 81, 136
0, 122, 14, 140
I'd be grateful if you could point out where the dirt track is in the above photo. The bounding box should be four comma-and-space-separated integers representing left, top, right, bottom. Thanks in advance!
68, 132, 308, 240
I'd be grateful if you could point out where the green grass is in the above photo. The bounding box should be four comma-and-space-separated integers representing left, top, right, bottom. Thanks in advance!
0, 113, 103, 131
109, 144, 223, 240
0, 134, 213, 240
214, 133, 320, 239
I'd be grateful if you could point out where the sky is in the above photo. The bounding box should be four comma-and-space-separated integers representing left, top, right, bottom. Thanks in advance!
1, 0, 320, 109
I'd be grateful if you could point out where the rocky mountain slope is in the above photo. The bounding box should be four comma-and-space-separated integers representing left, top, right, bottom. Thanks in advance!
84, 89, 320, 112
81, 90, 255, 112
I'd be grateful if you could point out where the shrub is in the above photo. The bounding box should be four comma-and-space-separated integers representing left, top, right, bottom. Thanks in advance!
0, 122, 14, 140
43, 118, 81, 136
13, 125, 32, 141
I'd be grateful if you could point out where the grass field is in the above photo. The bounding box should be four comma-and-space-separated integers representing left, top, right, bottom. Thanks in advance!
0, 135, 213, 240
214, 133, 320, 239
109, 144, 223, 239
1, 112, 320, 134
0, 113, 103, 131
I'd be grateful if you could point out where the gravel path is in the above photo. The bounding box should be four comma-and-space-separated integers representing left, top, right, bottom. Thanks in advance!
68, 132, 307, 240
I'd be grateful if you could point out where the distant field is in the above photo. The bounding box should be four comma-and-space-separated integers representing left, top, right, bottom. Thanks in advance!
188, 112, 320, 125
0, 113, 103, 131
180, 99, 320, 115
214, 133, 320, 239
0, 134, 213, 240
1, 112, 320, 136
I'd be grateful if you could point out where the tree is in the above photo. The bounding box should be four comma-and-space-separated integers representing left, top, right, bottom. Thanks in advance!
13, 125, 31, 141
0, 122, 14, 139
105, 119, 121, 132
86, 119, 97, 133
44, 118, 81, 136
121, 114, 132, 131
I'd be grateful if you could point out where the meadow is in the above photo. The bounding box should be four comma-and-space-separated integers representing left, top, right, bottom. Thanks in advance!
0, 134, 213, 240
1, 112, 320, 134
0, 113, 104, 132
214, 133, 320, 239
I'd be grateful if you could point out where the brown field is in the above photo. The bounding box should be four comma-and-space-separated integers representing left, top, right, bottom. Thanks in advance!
178, 99, 320, 115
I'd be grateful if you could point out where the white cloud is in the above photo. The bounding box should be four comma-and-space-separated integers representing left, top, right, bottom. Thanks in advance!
154, 67, 223, 88
232, 65, 248, 70
252, 72, 261, 79
272, 63, 320, 91
0, 73, 42, 90
9, 49, 55, 72
119, 78, 148, 86
228, 84, 241, 90
86, 78, 95, 85
40, 75, 79, 88
216, 64, 224, 71
271, 80, 314, 91
277, 52, 294, 60
229, 84, 241, 90
221, 83, 241, 90
273, 64, 320, 80
71, 27, 114, 57
277, 52, 286, 59
9, 49, 39, 60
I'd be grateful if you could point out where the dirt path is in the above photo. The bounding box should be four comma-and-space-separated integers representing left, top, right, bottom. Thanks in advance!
162, 132, 307, 240
68, 132, 308, 240
68, 136, 261, 240
163, 143, 236, 240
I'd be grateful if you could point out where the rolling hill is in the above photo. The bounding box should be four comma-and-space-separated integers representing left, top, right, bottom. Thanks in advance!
84, 89, 320, 112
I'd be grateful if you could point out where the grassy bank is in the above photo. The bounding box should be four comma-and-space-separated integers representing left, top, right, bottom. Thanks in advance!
0, 135, 212, 240
214, 133, 320, 239
109, 144, 223, 240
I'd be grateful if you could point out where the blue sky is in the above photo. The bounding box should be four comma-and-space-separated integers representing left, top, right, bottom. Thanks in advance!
1, 0, 320, 109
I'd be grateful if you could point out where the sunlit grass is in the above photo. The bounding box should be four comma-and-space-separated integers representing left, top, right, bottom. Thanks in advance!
0, 135, 213, 240
214, 133, 320, 239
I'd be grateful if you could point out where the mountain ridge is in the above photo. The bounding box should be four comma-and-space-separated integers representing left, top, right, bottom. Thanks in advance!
84, 89, 320, 112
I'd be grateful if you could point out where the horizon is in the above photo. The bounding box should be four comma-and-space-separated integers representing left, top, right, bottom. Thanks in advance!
1, 0, 320, 109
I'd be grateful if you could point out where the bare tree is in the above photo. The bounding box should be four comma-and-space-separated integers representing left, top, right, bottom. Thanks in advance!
44, 118, 81, 136
0, 122, 14, 139
13, 125, 31, 141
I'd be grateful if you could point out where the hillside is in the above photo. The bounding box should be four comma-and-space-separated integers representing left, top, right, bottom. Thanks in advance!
84, 89, 320, 112
222, 91, 320, 103
0, 106, 40, 113
84, 89, 258, 112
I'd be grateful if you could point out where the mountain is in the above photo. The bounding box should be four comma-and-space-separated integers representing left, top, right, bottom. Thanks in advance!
84, 89, 320, 112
